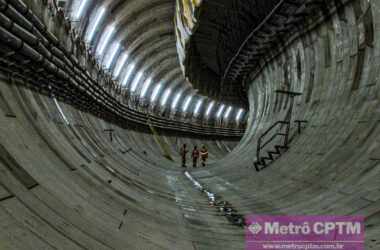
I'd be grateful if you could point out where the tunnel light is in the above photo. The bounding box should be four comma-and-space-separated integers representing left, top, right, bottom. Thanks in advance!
140, 78, 153, 98
86, 7, 106, 42
96, 25, 115, 57
130, 71, 143, 92
150, 84, 162, 102
73, 0, 89, 20
104, 42, 120, 69
236, 108, 244, 121
194, 99, 203, 115
216, 104, 225, 118
121, 64, 135, 87
161, 88, 171, 106
182, 95, 193, 112
205, 101, 215, 117
172, 92, 182, 110
113, 53, 128, 78
131, 72, 143, 92
224, 106, 232, 119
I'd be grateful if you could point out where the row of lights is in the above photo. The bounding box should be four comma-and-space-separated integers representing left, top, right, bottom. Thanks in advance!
70, 0, 246, 124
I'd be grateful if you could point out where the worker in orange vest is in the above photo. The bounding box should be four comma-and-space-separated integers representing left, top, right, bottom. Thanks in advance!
200, 145, 209, 167
180, 144, 189, 168
192, 146, 200, 168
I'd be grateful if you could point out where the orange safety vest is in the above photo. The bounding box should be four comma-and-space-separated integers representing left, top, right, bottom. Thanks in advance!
180, 148, 188, 157
200, 149, 208, 159
192, 150, 199, 158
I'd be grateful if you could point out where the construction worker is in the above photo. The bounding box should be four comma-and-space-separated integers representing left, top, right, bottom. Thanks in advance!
192, 146, 200, 168
180, 144, 189, 168
200, 145, 209, 167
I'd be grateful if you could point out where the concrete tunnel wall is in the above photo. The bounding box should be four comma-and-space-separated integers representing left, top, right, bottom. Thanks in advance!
191, 0, 380, 249
0, 74, 240, 249
0, 0, 380, 250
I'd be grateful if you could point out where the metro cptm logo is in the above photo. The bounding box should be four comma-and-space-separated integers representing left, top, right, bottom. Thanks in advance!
248, 222, 262, 235
245, 215, 364, 250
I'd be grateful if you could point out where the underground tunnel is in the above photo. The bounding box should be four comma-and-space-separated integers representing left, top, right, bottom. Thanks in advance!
0, 0, 379, 249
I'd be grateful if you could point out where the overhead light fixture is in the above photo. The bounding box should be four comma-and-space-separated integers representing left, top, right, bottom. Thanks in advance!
205, 101, 215, 117
113, 52, 128, 78
194, 99, 203, 114
216, 104, 225, 118
104, 42, 120, 69
224, 106, 232, 119
130, 71, 144, 92
236, 108, 244, 121
161, 88, 172, 106
171, 92, 182, 110
151, 84, 162, 102
182, 95, 193, 112
86, 7, 106, 42
73, 0, 89, 20
121, 64, 135, 87
140, 77, 153, 98
96, 24, 115, 57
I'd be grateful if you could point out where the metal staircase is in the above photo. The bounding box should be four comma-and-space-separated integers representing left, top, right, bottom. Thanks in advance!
254, 90, 307, 172
254, 121, 290, 171
254, 120, 308, 172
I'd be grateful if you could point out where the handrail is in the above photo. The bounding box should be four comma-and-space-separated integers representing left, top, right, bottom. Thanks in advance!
259, 121, 290, 139
256, 121, 290, 160
254, 90, 305, 171
259, 132, 286, 150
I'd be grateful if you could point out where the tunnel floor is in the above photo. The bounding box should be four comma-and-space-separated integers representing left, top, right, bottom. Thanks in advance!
0, 80, 379, 249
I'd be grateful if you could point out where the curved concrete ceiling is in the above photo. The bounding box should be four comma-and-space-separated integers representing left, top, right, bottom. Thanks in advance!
65, 0, 246, 124
182, 0, 282, 105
